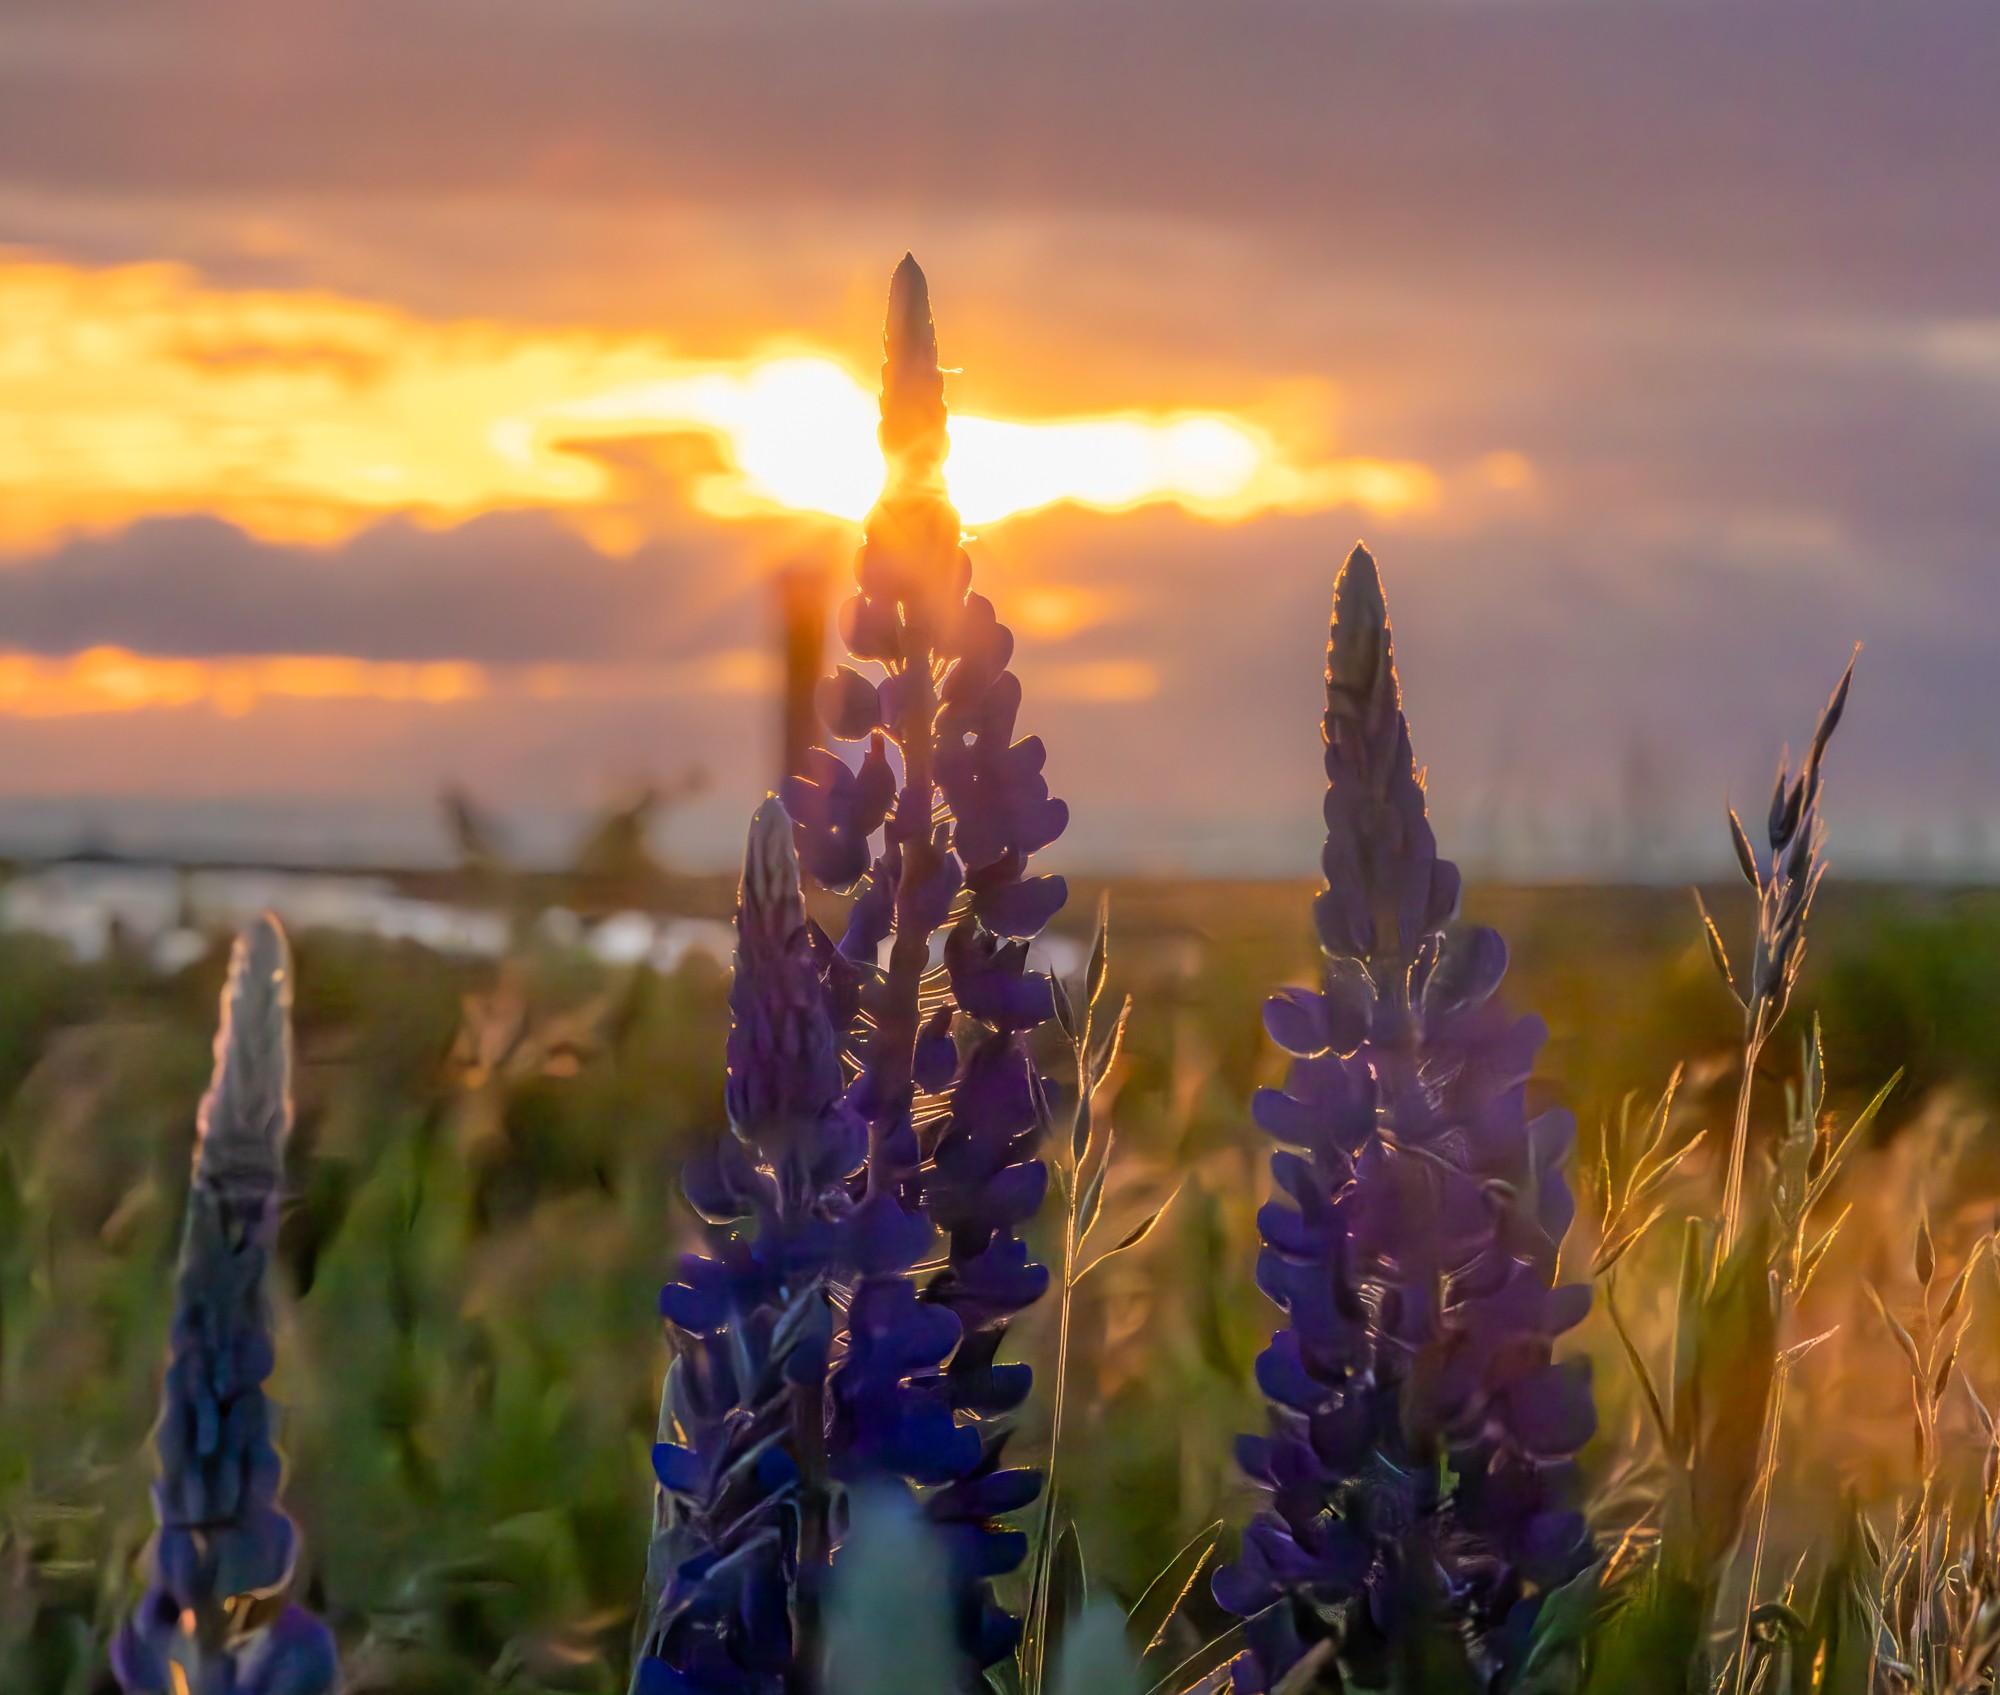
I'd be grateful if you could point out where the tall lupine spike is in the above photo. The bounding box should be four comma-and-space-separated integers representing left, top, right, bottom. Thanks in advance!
784, 256, 1060, 1674
113, 916, 339, 1695
1214, 545, 1595, 1693
631, 798, 868, 1695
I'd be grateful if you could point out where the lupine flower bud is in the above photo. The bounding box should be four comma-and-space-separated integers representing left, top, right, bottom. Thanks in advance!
1214, 545, 1595, 1692
113, 916, 339, 1695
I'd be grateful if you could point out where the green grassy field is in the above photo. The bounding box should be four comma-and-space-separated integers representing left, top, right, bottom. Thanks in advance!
5, 878, 1998, 1691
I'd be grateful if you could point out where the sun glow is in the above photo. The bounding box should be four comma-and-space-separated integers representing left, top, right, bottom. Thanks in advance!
0, 649, 487, 717
0, 255, 1438, 552
0, 646, 780, 719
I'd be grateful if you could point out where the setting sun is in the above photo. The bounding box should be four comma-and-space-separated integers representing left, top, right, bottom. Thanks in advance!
0, 255, 1436, 552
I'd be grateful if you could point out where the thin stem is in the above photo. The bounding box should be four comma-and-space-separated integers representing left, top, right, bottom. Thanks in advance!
1731, 1356, 1791, 1695
1027, 1113, 1081, 1695
788, 1349, 832, 1695
1718, 1016, 1768, 1261
1915, 1455, 1937, 1689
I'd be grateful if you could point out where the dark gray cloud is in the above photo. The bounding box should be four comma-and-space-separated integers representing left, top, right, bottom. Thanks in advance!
0, 509, 825, 664
2, 0, 1994, 314
0, 488, 1991, 875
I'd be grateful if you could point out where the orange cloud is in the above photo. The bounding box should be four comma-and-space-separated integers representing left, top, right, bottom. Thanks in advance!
0, 647, 778, 719
0, 254, 1439, 552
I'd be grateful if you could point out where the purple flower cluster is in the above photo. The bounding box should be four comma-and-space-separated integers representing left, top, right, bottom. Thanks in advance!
789, 255, 1061, 1659
1213, 546, 1595, 1692
113, 918, 339, 1695
632, 801, 862, 1694
633, 257, 1059, 1691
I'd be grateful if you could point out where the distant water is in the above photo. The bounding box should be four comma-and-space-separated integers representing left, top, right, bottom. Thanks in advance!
0, 862, 737, 976
0, 860, 1085, 981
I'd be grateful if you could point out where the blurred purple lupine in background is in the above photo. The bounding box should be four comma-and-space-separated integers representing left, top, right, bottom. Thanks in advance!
112, 916, 339, 1695
1213, 545, 1596, 1693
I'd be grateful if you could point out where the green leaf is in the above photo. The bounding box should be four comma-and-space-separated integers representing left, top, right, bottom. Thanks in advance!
1803, 1071, 1901, 1215
1512, 1561, 1607, 1695
1041, 1521, 1089, 1673
1802, 1016, 1824, 1124
1682, 1219, 1779, 1579
1667, 1216, 1707, 1464
1803, 1502, 1878, 1695
1125, 1519, 1223, 1663
1937, 1237, 1984, 1327
1076, 1185, 1181, 1284
1052, 1600, 1139, 1695
1862, 1283, 1921, 1380
1138, 1617, 1248, 1695
1603, 1273, 1672, 1456
1077, 1131, 1114, 1249
1051, 973, 1078, 1043
1086, 893, 1111, 1010
1088, 995, 1132, 1094
1070, 1077, 1093, 1168
1581, 1569, 1706, 1695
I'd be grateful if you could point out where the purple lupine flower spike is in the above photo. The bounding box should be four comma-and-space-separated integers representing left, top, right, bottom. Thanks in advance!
632, 798, 862, 1695
113, 916, 339, 1695
1215, 545, 1595, 1692
785, 255, 1060, 1673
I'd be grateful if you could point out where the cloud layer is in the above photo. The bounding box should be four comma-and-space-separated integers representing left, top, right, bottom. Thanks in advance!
0, 0, 1994, 873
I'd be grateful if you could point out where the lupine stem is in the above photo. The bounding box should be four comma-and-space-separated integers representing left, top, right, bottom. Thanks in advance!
871, 659, 940, 1191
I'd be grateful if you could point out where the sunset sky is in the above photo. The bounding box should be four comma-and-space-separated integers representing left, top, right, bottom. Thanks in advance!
2, 0, 1995, 875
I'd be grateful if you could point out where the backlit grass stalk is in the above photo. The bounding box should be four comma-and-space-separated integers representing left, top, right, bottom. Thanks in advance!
1019, 902, 1173, 1692
1862, 1223, 1988, 1689
1706, 651, 1855, 1260
1721, 1019, 1893, 1695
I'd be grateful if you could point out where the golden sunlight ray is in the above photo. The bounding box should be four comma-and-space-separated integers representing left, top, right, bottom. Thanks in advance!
0, 255, 1438, 551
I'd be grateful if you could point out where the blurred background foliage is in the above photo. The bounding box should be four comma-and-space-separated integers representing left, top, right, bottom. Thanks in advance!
4, 875, 2000, 1691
